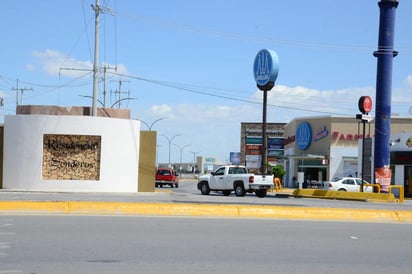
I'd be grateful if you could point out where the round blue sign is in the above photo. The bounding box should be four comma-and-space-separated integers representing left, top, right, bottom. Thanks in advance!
296, 122, 312, 150
253, 49, 279, 87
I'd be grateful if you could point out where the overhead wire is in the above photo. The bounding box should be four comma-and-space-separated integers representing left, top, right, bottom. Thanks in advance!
112, 72, 354, 117
116, 10, 412, 54
81, 0, 94, 62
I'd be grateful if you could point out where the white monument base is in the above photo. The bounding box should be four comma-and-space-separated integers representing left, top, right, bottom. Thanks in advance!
3, 115, 140, 192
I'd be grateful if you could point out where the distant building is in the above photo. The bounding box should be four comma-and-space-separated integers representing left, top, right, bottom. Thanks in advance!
240, 122, 285, 173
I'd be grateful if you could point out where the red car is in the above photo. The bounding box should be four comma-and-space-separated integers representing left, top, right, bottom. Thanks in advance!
155, 168, 179, 188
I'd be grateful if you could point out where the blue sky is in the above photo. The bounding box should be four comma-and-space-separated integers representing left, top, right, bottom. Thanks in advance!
1, 0, 412, 164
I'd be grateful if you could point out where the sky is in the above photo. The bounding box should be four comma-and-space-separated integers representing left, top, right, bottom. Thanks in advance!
1, 0, 412, 165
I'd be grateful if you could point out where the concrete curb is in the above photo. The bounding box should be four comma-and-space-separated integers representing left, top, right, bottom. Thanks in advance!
292, 189, 398, 202
1, 201, 412, 223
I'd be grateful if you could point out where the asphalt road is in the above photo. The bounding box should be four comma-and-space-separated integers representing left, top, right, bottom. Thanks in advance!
1, 215, 411, 274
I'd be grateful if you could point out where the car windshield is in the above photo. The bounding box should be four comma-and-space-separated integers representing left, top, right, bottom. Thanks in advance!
331, 177, 344, 182
355, 179, 368, 185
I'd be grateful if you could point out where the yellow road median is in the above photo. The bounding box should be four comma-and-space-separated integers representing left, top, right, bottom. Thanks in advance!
1, 201, 412, 223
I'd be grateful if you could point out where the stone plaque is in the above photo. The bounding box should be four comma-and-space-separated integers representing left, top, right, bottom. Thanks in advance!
42, 134, 101, 180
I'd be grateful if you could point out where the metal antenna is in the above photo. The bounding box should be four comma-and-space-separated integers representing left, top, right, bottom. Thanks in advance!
110, 79, 131, 108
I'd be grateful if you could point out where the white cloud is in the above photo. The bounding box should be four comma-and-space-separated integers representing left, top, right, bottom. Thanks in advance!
406, 75, 412, 87
31, 49, 129, 78
251, 84, 376, 119
32, 49, 92, 77
150, 104, 173, 116
26, 63, 36, 71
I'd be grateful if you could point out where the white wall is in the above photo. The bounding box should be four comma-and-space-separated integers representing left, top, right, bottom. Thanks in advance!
3, 115, 140, 192
330, 146, 358, 178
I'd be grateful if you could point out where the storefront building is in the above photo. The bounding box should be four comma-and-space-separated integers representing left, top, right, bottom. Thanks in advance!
390, 131, 412, 196
283, 116, 412, 188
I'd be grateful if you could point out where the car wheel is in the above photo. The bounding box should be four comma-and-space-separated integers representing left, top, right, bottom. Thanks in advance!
255, 189, 267, 198
200, 182, 210, 195
234, 183, 246, 197
222, 190, 231, 196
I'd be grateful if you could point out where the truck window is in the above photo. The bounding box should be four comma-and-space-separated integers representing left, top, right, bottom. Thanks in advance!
215, 168, 225, 176
228, 167, 246, 174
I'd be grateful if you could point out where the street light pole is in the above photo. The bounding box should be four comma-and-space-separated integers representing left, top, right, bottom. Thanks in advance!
190, 150, 201, 174
138, 117, 166, 131
174, 144, 190, 163
161, 134, 180, 167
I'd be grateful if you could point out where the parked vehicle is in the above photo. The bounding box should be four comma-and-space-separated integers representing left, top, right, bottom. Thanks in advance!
325, 177, 372, 192
155, 168, 179, 188
197, 165, 274, 198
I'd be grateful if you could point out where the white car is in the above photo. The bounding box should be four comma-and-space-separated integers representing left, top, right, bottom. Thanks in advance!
325, 177, 372, 192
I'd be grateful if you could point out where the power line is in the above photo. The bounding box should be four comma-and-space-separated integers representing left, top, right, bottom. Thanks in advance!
117, 11, 412, 54
112, 72, 354, 117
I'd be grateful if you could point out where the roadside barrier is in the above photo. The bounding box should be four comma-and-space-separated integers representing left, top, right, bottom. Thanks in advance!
388, 185, 404, 203
363, 183, 381, 193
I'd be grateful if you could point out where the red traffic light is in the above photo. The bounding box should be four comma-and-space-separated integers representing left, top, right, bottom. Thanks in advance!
358, 96, 372, 114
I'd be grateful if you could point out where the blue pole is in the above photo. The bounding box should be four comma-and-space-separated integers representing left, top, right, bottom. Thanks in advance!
373, 1, 398, 179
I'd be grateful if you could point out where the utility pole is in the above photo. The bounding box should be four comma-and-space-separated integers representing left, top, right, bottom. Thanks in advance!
12, 79, 32, 112
61, 1, 113, 114
91, 0, 101, 116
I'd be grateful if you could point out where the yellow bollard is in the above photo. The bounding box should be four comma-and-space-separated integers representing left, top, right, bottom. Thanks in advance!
273, 178, 282, 192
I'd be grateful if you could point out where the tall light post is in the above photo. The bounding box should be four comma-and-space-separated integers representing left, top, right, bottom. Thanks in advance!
190, 150, 201, 174
161, 134, 180, 167
174, 144, 190, 163
138, 117, 166, 131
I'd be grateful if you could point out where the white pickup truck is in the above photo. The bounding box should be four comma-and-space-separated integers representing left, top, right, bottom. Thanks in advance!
197, 165, 274, 198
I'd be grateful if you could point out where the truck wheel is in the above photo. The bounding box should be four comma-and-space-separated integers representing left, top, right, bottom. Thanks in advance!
255, 189, 267, 198
170, 183, 174, 188
234, 184, 246, 197
222, 190, 231, 196
175, 183, 179, 188
200, 182, 210, 195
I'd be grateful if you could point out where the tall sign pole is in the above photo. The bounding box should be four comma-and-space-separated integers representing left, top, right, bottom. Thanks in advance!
356, 96, 373, 192
373, 0, 398, 192
253, 49, 279, 174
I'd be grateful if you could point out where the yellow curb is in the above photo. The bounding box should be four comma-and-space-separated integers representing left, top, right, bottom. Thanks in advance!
0, 201, 70, 213
1, 201, 412, 223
